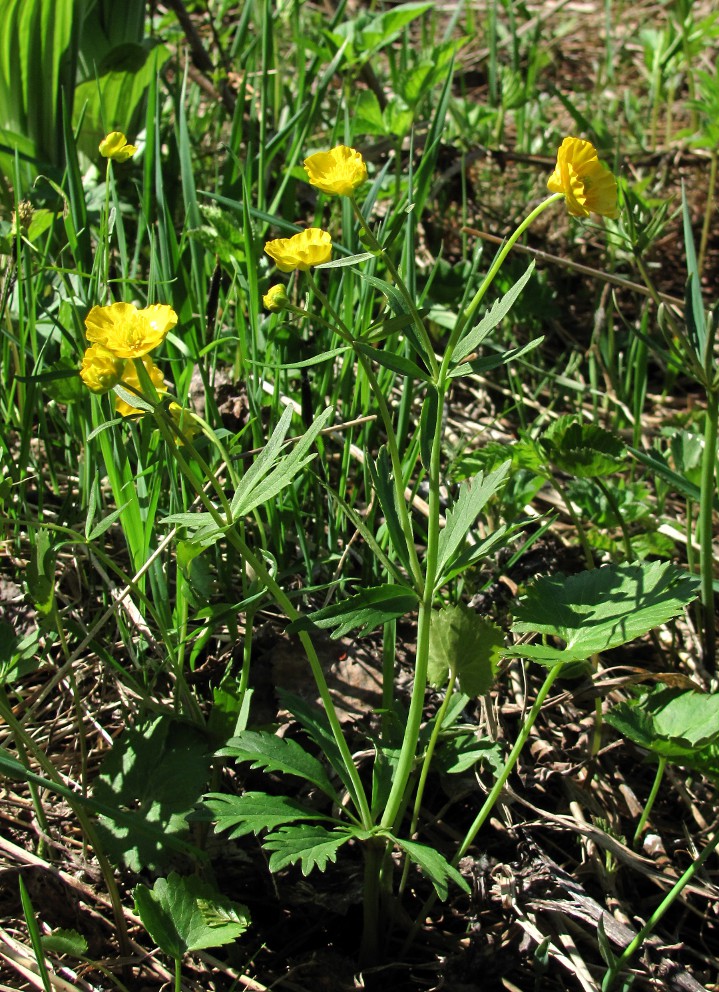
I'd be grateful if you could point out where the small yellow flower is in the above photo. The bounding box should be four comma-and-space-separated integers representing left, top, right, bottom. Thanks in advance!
114, 358, 166, 418
263, 284, 290, 312
79, 344, 124, 394
168, 402, 200, 445
303, 145, 368, 197
264, 228, 332, 272
99, 131, 138, 162
85, 302, 177, 359
547, 137, 618, 219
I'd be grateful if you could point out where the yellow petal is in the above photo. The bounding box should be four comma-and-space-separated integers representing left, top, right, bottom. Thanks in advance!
79, 344, 124, 394
264, 228, 332, 272
99, 131, 137, 162
84, 301, 177, 358
547, 136, 618, 219
304, 145, 368, 196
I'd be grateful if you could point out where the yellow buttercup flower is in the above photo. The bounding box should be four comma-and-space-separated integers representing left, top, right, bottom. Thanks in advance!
114, 358, 166, 417
85, 302, 177, 359
263, 284, 290, 312
547, 137, 618, 218
264, 228, 332, 272
303, 145, 368, 197
79, 344, 124, 394
99, 131, 137, 162
168, 402, 200, 445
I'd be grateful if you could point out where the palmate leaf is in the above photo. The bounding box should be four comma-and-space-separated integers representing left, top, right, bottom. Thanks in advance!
134, 872, 249, 958
205, 791, 336, 839
606, 686, 719, 779
217, 730, 339, 802
508, 562, 699, 665
262, 824, 367, 875
93, 717, 211, 872
540, 416, 626, 477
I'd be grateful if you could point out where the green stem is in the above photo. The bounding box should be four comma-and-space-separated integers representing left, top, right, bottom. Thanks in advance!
551, 476, 595, 569
349, 195, 439, 379
233, 533, 373, 827
698, 151, 717, 278
457, 660, 565, 859
698, 391, 718, 669
603, 825, 719, 990
633, 755, 666, 846
596, 478, 634, 561
448, 193, 564, 359
360, 838, 384, 965
407, 659, 567, 942
379, 377, 445, 831
398, 665, 458, 895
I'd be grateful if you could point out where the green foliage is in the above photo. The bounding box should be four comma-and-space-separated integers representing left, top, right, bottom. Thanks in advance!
0, 0, 153, 185
428, 604, 503, 695
93, 717, 212, 872
205, 791, 336, 839
606, 687, 719, 780
218, 730, 340, 802
389, 836, 470, 899
134, 872, 250, 958
509, 562, 699, 665
435, 462, 511, 589
540, 416, 626, 478
40, 929, 88, 958
288, 584, 419, 638
261, 824, 366, 874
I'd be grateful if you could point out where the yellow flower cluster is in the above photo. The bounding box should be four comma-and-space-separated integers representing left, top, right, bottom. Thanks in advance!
262, 146, 366, 277
79, 301, 177, 417
99, 131, 137, 163
547, 136, 618, 218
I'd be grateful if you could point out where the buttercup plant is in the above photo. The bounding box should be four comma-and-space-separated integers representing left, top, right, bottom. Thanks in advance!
188, 140, 692, 970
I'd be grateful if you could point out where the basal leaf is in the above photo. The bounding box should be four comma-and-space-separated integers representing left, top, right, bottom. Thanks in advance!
217, 730, 338, 801
41, 929, 88, 957
134, 872, 249, 958
93, 717, 211, 872
511, 562, 699, 663
540, 416, 626, 478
